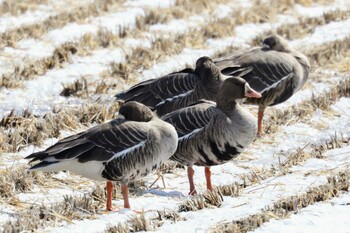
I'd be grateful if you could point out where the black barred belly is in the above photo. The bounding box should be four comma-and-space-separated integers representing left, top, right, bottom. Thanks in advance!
172, 140, 241, 167
101, 157, 160, 184
195, 141, 240, 166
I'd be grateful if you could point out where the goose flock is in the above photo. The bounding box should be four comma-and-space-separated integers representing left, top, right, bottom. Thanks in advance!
26, 34, 310, 210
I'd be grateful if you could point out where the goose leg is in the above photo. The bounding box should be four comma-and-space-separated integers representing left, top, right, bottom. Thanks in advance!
204, 166, 213, 191
121, 185, 131, 209
106, 181, 114, 211
257, 106, 266, 136
187, 166, 197, 195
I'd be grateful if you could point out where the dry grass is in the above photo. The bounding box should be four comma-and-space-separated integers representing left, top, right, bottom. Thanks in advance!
0, 166, 45, 199
60, 77, 89, 98
265, 74, 350, 135
211, 170, 350, 233
1, 0, 286, 89
306, 36, 350, 66
203, 18, 236, 39
0, 0, 48, 16
128, 210, 150, 232
105, 223, 130, 233
104, 210, 183, 232
236, 1, 278, 24
1, 43, 78, 88
178, 189, 223, 212
110, 37, 184, 81
279, 9, 350, 40
3, 193, 102, 232
175, 0, 228, 13
0, 0, 123, 48
0, 102, 120, 153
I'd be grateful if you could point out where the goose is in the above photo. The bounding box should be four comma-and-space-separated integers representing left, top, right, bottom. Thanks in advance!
25, 101, 178, 210
115, 56, 249, 116
214, 34, 310, 135
161, 76, 261, 194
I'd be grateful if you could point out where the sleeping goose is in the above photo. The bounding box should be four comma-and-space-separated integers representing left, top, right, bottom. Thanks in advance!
161, 76, 261, 194
115, 56, 249, 116
214, 34, 310, 135
25, 101, 178, 210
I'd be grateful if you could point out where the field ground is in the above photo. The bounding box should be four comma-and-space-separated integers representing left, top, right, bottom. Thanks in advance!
0, 0, 350, 232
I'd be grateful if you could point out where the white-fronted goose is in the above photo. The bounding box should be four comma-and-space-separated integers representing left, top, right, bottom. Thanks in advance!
161, 77, 261, 194
214, 34, 310, 135
25, 101, 178, 210
115, 56, 249, 116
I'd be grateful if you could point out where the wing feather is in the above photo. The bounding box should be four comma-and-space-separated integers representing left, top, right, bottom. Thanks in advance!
162, 101, 218, 137
26, 120, 149, 165
115, 69, 198, 108
215, 48, 295, 93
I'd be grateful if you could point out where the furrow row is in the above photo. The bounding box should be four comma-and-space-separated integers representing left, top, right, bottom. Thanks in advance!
211, 170, 350, 233
1, 63, 349, 231
1, 2, 347, 119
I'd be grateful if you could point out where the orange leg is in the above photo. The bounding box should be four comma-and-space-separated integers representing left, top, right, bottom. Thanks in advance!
106, 181, 114, 211
204, 166, 213, 191
121, 185, 131, 209
257, 106, 266, 137
187, 166, 197, 195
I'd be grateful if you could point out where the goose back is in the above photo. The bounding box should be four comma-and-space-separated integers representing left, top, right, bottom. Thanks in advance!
26, 103, 178, 185
115, 68, 198, 108
214, 35, 310, 107
115, 56, 248, 116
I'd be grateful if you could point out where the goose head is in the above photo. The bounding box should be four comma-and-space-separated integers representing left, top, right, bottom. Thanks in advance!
262, 34, 291, 53
195, 56, 221, 83
119, 101, 154, 122
217, 77, 261, 110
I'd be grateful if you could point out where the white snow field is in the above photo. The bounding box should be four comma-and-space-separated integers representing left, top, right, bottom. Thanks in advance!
0, 0, 350, 232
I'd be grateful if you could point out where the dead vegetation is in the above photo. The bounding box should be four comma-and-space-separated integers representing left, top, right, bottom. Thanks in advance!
306, 36, 350, 65
104, 209, 183, 233
279, 9, 350, 40
0, 0, 123, 48
211, 171, 350, 233
105, 223, 130, 233
60, 77, 89, 98
175, 0, 228, 14
0, 166, 45, 199
3, 193, 102, 232
266, 75, 350, 135
178, 189, 223, 212
0, 102, 120, 153
1, 0, 286, 89
236, 1, 278, 24
0, 0, 48, 16
1, 0, 350, 232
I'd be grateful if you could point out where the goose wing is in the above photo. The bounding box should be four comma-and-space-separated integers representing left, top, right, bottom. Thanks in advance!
161, 100, 219, 138
214, 48, 296, 93
115, 68, 198, 108
26, 119, 149, 167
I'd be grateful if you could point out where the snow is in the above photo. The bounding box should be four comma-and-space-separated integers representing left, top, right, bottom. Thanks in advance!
1, 0, 348, 118
2, 95, 349, 232
0, 0, 94, 34
124, 0, 175, 8
0, 9, 53, 34
291, 17, 350, 49
1, 0, 350, 232
252, 192, 350, 233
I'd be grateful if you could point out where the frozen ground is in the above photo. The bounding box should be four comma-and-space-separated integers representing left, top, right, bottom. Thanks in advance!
0, 0, 350, 232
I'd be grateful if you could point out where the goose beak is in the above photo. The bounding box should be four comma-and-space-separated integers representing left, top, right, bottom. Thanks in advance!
245, 83, 261, 98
